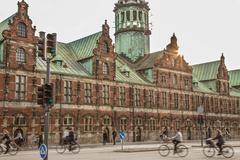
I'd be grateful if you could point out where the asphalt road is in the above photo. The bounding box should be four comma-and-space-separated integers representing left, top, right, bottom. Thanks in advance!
1, 143, 240, 160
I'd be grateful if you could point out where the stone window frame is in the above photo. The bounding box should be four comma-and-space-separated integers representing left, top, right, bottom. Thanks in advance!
63, 114, 73, 126
16, 48, 26, 63
119, 86, 126, 106
103, 42, 109, 53
134, 88, 141, 107
84, 83, 92, 104
174, 93, 179, 109
184, 94, 190, 110
175, 119, 181, 129
103, 115, 111, 126
149, 118, 156, 131
84, 116, 93, 132
162, 92, 168, 109
64, 81, 72, 103
15, 75, 26, 101
17, 22, 27, 37
103, 63, 109, 76
120, 117, 127, 131
14, 113, 26, 126
162, 119, 169, 127
103, 85, 110, 105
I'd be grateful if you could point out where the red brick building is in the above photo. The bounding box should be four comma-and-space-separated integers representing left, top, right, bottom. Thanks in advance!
0, 0, 239, 144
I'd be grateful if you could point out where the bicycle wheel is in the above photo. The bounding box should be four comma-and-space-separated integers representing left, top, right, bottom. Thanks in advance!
158, 145, 170, 157
56, 145, 66, 154
176, 144, 189, 157
71, 143, 80, 154
222, 146, 234, 158
9, 143, 18, 156
203, 146, 215, 158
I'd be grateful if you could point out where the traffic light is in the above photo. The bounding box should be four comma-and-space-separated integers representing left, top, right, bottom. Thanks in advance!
46, 33, 57, 57
38, 31, 46, 60
43, 83, 54, 106
37, 85, 44, 105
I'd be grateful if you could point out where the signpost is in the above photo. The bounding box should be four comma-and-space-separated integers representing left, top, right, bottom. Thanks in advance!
119, 131, 126, 151
39, 144, 47, 160
197, 105, 204, 147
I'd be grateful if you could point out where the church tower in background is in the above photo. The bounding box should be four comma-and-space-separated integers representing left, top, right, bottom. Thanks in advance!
114, 0, 151, 61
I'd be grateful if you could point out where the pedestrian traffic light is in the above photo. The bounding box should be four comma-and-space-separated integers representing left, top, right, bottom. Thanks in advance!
37, 85, 44, 105
46, 33, 57, 57
38, 31, 46, 60
43, 83, 54, 106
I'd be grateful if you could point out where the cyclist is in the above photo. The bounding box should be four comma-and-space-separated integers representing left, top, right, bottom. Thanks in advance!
171, 128, 183, 154
14, 129, 24, 147
1, 128, 11, 154
213, 129, 225, 155
68, 128, 76, 151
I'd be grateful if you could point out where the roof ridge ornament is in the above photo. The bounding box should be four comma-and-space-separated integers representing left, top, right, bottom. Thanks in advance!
102, 20, 110, 36
166, 33, 179, 54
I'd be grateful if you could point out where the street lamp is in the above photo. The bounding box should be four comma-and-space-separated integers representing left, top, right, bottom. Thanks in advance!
197, 105, 204, 147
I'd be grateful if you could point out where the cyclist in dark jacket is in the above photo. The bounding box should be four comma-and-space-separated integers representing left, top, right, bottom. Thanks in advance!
213, 129, 225, 155
68, 128, 75, 151
1, 128, 11, 154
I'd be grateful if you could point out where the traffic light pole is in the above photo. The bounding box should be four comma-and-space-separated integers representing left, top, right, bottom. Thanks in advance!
44, 58, 50, 160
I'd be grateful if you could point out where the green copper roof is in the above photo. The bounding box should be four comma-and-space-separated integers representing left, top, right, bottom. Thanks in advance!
36, 42, 91, 77
192, 61, 220, 81
230, 88, 240, 97
229, 69, 240, 87
116, 56, 152, 85
67, 32, 102, 60
0, 14, 15, 40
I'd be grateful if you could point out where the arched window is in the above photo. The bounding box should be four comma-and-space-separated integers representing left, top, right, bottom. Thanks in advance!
103, 63, 109, 76
84, 116, 93, 132
16, 48, 26, 63
103, 42, 109, 53
14, 114, 26, 126
120, 117, 127, 131
17, 23, 27, 37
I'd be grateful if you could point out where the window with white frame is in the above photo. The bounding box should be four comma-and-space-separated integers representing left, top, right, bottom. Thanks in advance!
134, 88, 140, 107
162, 119, 169, 127
84, 116, 93, 132
149, 118, 156, 131
84, 83, 92, 104
119, 87, 125, 106
103, 63, 109, 76
17, 22, 27, 37
103, 85, 110, 105
64, 81, 72, 103
63, 114, 73, 125
175, 120, 180, 129
162, 92, 167, 109
15, 75, 26, 100
185, 94, 190, 110
103, 116, 111, 126
120, 117, 127, 131
16, 48, 26, 63
174, 93, 179, 109
14, 114, 26, 126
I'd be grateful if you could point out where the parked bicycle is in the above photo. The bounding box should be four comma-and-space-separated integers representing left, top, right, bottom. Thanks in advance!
56, 141, 80, 154
158, 137, 189, 157
203, 138, 234, 158
0, 140, 19, 156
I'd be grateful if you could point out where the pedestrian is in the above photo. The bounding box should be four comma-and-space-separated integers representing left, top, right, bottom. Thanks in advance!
1, 128, 11, 154
103, 130, 107, 145
112, 129, 117, 145
38, 133, 43, 149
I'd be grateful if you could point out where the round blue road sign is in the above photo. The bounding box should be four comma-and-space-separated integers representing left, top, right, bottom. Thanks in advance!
39, 144, 47, 160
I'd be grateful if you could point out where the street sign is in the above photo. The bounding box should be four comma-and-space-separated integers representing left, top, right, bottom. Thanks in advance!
119, 131, 125, 140
39, 144, 47, 160
197, 105, 204, 113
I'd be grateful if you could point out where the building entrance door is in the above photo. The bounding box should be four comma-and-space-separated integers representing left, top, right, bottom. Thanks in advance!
136, 127, 141, 142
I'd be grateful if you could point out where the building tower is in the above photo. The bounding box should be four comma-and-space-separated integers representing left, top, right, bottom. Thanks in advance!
114, 0, 151, 61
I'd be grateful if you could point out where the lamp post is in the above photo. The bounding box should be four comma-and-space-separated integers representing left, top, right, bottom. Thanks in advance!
197, 105, 204, 147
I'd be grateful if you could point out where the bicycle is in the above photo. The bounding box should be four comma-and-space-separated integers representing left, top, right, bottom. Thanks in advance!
203, 138, 234, 158
56, 141, 80, 154
158, 137, 189, 157
0, 140, 19, 156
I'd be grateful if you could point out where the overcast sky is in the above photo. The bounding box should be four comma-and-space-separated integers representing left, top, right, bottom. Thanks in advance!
1, 0, 240, 70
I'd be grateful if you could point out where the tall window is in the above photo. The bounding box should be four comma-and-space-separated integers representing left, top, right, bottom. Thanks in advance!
103, 116, 111, 126
162, 119, 169, 127
84, 116, 93, 132
185, 94, 190, 110
175, 120, 180, 129
119, 87, 125, 106
126, 11, 130, 21
162, 92, 167, 109
174, 93, 179, 109
103, 42, 109, 53
135, 118, 142, 126
134, 89, 141, 107
84, 83, 92, 104
15, 75, 26, 100
120, 117, 127, 131
16, 48, 26, 63
64, 81, 72, 103
121, 12, 125, 23
17, 23, 27, 37
63, 114, 73, 126
103, 85, 110, 105
139, 11, 142, 21
14, 114, 26, 126
161, 75, 167, 85
149, 118, 156, 131
133, 10, 137, 21
103, 63, 109, 76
